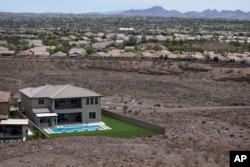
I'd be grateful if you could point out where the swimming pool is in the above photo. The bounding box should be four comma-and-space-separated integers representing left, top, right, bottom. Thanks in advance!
50, 124, 106, 133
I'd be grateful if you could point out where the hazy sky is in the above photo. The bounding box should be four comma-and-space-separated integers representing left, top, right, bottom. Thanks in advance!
1, 0, 249, 13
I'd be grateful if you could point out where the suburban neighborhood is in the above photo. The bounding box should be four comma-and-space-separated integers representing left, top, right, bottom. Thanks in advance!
0, 13, 250, 64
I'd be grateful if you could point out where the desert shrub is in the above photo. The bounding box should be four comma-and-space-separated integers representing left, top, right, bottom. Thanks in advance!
177, 105, 183, 108
123, 105, 128, 111
163, 135, 168, 139
154, 103, 161, 107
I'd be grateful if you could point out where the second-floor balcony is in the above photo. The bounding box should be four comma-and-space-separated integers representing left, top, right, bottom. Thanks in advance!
54, 98, 82, 110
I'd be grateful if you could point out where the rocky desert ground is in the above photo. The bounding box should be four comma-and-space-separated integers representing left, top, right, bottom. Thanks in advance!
0, 58, 250, 167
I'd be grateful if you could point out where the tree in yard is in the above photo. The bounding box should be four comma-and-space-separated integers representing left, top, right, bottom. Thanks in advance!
85, 46, 94, 55
125, 36, 137, 46
141, 35, 147, 43
7, 36, 20, 45
204, 54, 211, 62
111, 35, 117, 41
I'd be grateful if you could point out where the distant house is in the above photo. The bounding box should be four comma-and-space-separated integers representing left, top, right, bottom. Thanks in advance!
29, 46, 55, 53
97, 33, 105, 38
119, 28, 134, 33
0, 40, 7, 45
77, 40, 90, 45
26, 39, 43, 47
20, 85, 102, 128
94, 37, 103, 43
84, 32, 94, 37
156, 50, 171, 57
115, 39, 124, 45
117, 34, 126, 40
92, 42, 109, 52
0, 47, 15, 56
69, 35, 77, 40
108, 49, 122, 57
51, 51, 67, 59
174, 34, 188, 41
69, 48, 85, 58
0, 46, 8, 51
60, 37, 70, 41
17, 51, 33, 58
34, 51, 50, 58
0, 50, 15, 56
95, 52, 111, 57
124, 46, 135, 50
69, 52, 84, 58
155, 35, 167, 42
180, 54, 195, 61
69, 41, 80, 46
140, 51, 158, 59
0, 91, 28, 141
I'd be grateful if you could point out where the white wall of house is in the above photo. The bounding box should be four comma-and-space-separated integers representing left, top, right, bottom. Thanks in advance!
81, 97, 101, 123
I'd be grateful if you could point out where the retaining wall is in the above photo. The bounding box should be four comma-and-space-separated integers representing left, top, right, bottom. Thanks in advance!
102, 109, 165, 135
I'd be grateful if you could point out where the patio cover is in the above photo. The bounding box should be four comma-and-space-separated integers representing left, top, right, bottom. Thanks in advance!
33, 108, 53, 114
33, 108, 58, 118
36, 113, 58, 118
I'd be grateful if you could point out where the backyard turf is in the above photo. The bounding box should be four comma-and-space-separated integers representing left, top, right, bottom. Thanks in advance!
48, 115, 158, 138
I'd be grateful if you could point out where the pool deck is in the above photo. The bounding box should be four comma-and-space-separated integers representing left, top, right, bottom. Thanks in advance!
44, 122, 111, 134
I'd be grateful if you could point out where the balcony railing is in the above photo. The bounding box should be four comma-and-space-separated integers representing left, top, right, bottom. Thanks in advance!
55, 104, 82, 110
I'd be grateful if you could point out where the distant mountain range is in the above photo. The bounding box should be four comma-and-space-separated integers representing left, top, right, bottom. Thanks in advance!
119, 6, 250, 20
1, 6, 249, 20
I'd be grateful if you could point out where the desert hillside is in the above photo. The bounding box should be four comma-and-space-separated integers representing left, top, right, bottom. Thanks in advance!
0, 58, 249, 107
0, 108, 250, 167
0, 58, 250, 166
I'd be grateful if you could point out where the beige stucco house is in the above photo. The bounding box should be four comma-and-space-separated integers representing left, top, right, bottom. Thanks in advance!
0, 91, 28, 141
19, 85, 102, 128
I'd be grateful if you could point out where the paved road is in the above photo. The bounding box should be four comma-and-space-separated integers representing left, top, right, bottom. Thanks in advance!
101, 102, 250, 112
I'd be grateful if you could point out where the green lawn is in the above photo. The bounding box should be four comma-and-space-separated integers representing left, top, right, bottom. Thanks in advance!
48, 115, 158, 138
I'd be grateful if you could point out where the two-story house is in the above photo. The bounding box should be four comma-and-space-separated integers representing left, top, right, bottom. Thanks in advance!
0, 91, 28, 141
19, 85, 102, 128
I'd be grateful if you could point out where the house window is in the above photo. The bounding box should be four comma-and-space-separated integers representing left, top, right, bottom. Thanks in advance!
86, 98, 89, 105
38, 98, 44, 105
91, 98, 94, 105
89, 112, 96, 119
71, 99, 77, 104
60, 99, 66, 104
95, 97, 98, 104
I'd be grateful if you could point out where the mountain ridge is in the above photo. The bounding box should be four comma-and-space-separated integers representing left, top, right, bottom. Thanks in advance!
1, 6, 249, 20
121, 6, 250, 20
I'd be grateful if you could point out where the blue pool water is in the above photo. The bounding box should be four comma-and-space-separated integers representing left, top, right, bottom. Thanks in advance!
51, 125, 105, 133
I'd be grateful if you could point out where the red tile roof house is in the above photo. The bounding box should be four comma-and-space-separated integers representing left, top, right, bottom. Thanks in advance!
19, 85, 102, 128
0, 91, 28, 141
